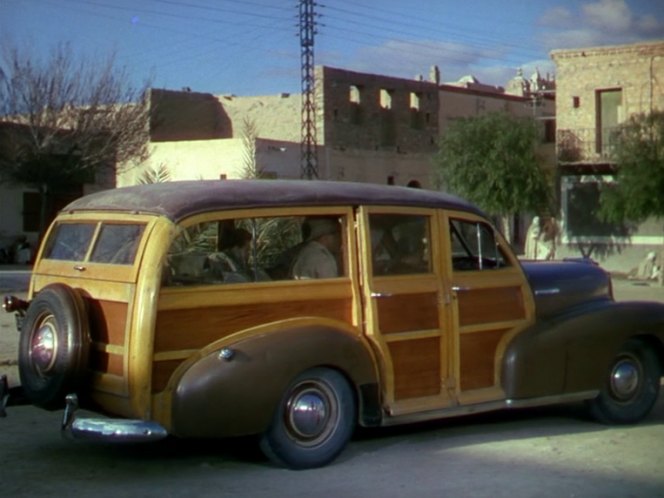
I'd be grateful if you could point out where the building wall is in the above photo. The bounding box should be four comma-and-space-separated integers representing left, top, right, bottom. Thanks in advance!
552, 41, 664, 273
321, 148, 434, 187
118, 137, 301, 186
317, 66, 439, 153
0, 185, 33, 253
438, 85, 554, 132
552, 41, 664, 132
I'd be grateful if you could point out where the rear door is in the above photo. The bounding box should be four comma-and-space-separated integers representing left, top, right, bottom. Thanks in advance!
358, 206, 454, 416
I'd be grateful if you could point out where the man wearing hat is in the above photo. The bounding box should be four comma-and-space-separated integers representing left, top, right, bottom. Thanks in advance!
291, 217, 341, 279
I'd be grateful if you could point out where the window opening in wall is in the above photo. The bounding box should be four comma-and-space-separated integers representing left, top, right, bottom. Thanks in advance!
410, 92, 421, 111
349, 85, 361, 104
573, 96, 580, 108
350, 85, 363, 124
380, 89, 393, 110
596, 89, 623, 156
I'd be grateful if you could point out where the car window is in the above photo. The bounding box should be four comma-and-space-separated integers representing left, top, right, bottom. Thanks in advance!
90, 224, 146, 265
43, 222, 96, 262
163, 214, 346, 286
450, 218, 510, 271
369, 213, 431, 276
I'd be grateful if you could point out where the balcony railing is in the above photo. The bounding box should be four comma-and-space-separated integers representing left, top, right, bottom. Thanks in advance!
556, 127, 620, 163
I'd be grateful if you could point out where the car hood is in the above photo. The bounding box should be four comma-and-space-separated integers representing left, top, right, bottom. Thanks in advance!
521, 259, 612, 318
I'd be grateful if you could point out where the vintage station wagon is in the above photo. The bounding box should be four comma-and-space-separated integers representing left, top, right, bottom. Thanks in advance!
2, 180, 664, 469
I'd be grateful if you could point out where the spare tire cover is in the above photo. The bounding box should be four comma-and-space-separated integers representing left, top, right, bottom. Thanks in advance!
19, 283, 90, 409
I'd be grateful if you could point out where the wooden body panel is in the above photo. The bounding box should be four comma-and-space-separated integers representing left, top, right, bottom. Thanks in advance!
152, 282, 354, 392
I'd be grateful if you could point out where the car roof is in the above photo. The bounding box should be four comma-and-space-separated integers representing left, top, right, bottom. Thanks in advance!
63, 180, 484, 222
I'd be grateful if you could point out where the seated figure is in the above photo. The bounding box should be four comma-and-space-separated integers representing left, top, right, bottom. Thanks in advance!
291, 218, 341, 279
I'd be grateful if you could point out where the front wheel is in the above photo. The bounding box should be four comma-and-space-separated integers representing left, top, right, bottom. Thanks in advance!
588, 339, 661, 424
259, 368, 356, 469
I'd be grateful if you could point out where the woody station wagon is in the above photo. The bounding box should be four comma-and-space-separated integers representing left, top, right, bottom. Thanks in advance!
2, 180, 664, 469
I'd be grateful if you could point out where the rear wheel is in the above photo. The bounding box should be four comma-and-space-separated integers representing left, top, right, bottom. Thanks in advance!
588, 339, 660, 424
259, 368, 356, 469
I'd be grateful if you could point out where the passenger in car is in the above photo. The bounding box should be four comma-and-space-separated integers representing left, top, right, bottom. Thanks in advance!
208, 228, 255, 283
291, 218, 341, 279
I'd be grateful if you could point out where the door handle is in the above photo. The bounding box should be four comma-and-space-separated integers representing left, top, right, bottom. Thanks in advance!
451, 286, 469, 292
371, 292, 393, 298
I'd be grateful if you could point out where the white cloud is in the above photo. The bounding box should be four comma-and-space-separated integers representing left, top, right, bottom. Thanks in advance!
539, 0, 664, 49
583, 0, 633, 32
321, 39, 513, 87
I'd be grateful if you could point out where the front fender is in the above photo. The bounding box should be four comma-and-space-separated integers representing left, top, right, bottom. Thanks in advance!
171, 318, 379, 438
503, 300, 664, 399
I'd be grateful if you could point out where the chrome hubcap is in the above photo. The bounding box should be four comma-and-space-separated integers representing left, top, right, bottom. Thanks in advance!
285, 382, 337, 446
30, 316, 58, 374
610, 356, 641, 401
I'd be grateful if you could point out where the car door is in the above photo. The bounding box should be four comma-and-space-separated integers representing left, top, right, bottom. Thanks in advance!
443, 212, 535, 405
358, 206, 455, 417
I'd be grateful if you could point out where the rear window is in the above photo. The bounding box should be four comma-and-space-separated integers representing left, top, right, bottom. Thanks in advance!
43, 223, 96, 261
43, 222, 145, 265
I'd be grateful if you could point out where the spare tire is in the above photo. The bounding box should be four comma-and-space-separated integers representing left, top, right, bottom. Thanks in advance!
19, 284, 90, 410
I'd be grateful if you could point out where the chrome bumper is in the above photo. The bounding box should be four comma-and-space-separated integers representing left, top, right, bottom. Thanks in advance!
61, 394, 168, 443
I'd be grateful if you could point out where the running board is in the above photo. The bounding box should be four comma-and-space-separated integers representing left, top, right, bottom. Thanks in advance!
381, 391, 599, 426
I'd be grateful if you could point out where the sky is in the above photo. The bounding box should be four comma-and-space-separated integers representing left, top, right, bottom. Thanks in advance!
1, 0, 663, 97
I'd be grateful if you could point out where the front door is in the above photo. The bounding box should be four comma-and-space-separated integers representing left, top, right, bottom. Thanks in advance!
358, 207, 454, 416
444, 212, 535, 405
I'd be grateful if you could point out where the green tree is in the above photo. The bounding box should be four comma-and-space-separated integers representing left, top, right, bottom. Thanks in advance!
600, 111, 664, 222
600, 111, 664, 284
239, 117, 264, 179
138, 163, 172, 184
434, 112, 553, 242
0, 42, 151, 235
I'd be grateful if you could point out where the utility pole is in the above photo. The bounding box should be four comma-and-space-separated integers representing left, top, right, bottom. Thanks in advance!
299, 0, 318, 179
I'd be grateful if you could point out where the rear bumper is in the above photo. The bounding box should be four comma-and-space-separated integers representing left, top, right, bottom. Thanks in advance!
61, 394, 168, 443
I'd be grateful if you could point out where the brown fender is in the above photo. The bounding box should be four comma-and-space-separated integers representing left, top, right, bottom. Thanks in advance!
502, 300, 664, 399
171, 320, 381, 438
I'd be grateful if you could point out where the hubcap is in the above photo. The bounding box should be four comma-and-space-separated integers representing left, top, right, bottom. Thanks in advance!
30, 315, 58, 374
285, 382, 337, 446
610, 356, 641, 401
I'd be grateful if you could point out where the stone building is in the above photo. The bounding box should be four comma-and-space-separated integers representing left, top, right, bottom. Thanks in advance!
122, 67, 443, 188
551, 40, 664, 272
124, 65, 554, 191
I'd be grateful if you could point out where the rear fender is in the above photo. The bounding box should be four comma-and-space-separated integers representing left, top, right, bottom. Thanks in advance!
171, 318, 380, 438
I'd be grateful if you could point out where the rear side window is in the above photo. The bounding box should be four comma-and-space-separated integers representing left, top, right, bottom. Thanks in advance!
164, 214, 346, 286
369, 213, 431, 276
43, 222, 145, 265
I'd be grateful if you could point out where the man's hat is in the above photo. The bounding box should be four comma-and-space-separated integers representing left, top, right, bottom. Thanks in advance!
307, 218, 339, 240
